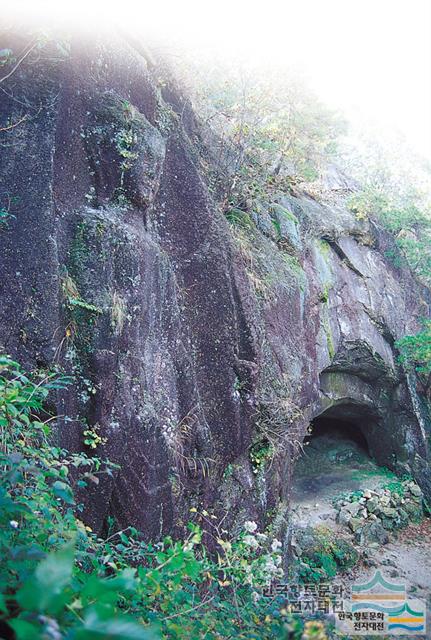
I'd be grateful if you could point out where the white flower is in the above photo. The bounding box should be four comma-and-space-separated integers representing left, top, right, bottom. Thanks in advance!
271, 538, 282, 552
251, 591, 262, 604
243, 534, 259, 549
262, 554, 284, 581
9, 520, 18, 529
264, 557, 276, 572
244, 520, 258, 533
256, 532, 268, 542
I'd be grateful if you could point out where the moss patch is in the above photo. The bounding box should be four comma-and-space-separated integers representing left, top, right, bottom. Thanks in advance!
271, 203, 299, 226
293, 526, 359, 583
322, 312, 335, 359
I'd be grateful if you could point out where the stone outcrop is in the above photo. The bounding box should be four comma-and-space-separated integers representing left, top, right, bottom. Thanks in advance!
0, 31, 430, 539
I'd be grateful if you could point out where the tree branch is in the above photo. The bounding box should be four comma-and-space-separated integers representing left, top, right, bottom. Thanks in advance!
0, 40, 38, 85
0, 114, 28, 132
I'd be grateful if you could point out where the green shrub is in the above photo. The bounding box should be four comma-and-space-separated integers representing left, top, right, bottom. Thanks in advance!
0, 355, 313, 639
183, 61, 346, 214
347, 185, 431, 286
249, 438, 274, 475
396, 320, 431, 396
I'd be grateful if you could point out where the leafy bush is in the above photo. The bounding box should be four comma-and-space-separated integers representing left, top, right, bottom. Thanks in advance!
349, 186, 431, 290
396, 320, 431, 396
0, 355, 317, 639
181, 61, 346, 214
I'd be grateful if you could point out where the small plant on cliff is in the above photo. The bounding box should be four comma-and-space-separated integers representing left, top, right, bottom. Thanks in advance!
110, 290, 127, 336
61, 273, 102, 315
255, 377, 304, 462
396, 319, 431, 396
83, 422, 107, 449
249, 438, 274, 475
0, 207, 15, 229
60, 271, 103, 363
114, 100, 140, 193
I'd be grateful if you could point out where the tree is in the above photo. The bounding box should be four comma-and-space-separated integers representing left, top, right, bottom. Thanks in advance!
179, 58, 346, 213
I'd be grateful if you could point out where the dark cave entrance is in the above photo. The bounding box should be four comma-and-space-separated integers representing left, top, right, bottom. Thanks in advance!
292, 404, 378, 492
305, 414, 370, 455
291, 405, 380, 506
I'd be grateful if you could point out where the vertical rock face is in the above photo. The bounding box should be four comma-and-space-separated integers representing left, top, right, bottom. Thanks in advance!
0, 32, 429, 537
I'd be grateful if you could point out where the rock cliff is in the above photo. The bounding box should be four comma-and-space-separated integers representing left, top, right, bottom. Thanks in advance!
0, 32, 429, 539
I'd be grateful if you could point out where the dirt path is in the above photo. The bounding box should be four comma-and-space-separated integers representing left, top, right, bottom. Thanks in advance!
291, 434, 395, 528
342, 521, 431, 638
291, 434, 431, 636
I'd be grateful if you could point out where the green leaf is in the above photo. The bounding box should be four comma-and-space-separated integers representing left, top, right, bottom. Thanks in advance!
0, 592, 7, 613
8, 618, 41, 639
17, 544, 74, 614
52, 480, 75, 504
183, 558, 201, 580
74, 608, 158, 640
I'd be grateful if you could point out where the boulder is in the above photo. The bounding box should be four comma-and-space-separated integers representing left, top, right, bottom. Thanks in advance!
366, 497, 379, 513
362, 521, 389, 545
345, 502, 362, 516
409, 484, 422, 498
337, 509, 351, 526
349, 517, 363, 532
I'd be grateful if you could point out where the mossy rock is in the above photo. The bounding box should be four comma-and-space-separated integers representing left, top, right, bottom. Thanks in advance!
332, 538, 359, 569
294, 527, 358, 582
83, 91, 165, 208
269, 203, 302, 253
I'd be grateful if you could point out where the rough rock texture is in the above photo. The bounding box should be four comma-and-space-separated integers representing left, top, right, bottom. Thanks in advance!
334, 480, 424, 545
0, 32, 430, 539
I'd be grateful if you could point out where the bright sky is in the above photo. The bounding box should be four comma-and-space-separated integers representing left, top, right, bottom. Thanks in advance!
8, 0, 431, 160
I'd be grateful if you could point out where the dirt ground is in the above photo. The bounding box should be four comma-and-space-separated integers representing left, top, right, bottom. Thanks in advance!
290, 433, 431, 638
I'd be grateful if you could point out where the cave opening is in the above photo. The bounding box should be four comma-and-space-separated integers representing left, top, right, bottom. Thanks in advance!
305, 414, 370, 455
291, 406, 381, 514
